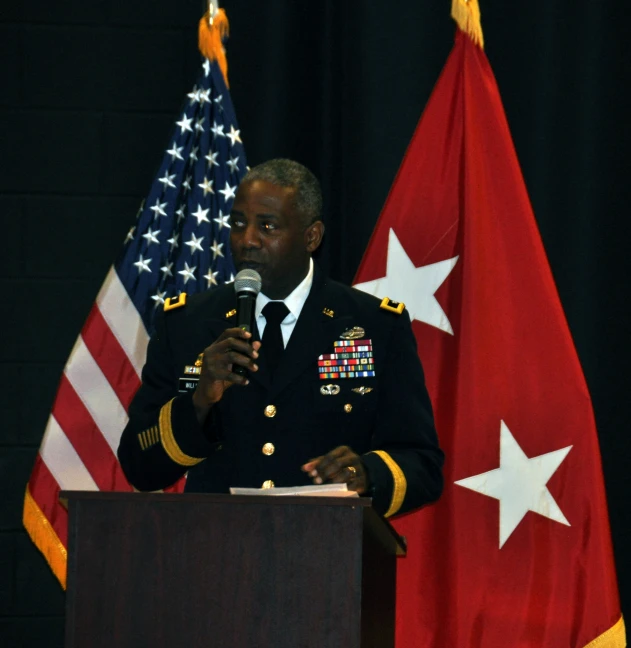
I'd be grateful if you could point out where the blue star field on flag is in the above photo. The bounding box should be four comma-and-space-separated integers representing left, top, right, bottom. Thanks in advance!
118, 57, 247, 332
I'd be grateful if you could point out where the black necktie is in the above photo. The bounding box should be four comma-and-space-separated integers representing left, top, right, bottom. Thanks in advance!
261, 302, 290, 376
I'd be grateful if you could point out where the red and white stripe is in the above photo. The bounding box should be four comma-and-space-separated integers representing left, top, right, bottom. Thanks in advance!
27, 267, 156, 548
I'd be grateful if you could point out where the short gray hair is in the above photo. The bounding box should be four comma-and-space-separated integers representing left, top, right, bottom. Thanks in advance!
242, 159, 322, 226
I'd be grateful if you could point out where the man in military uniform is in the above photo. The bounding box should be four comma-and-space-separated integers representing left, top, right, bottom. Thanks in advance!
118, 159, 443, 517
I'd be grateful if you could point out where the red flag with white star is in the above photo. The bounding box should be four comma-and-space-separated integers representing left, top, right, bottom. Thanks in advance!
353, 4, 624, 646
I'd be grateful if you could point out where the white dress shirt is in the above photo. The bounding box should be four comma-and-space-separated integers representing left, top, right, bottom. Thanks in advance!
255, 258, 314, 348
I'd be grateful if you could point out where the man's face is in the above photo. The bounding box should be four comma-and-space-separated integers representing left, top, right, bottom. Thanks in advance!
229, 179, 321, 299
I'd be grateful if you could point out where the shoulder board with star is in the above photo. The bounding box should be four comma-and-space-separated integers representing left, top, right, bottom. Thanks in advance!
164, 293, 187, 312
379, 297, 404, 315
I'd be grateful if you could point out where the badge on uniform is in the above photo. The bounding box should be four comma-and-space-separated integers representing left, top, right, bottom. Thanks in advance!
184, 353, 204, 376
180, 354, 203, 392
340, 326, 365, 340
317, 329, 376, 380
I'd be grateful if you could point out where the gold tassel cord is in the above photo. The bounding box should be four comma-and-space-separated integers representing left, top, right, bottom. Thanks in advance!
198, 7, 230, 87
23, 486, 67, 589
451, 0, 485, 49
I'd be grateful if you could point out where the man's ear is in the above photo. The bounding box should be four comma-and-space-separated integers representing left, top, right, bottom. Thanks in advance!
305, 221, 325, 253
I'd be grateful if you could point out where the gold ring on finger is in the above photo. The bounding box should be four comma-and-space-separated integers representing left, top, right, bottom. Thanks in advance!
347, 465, 357, 478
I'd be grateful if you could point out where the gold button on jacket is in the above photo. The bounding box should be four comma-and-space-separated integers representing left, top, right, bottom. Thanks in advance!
264, 404, 277, 418
262, 480, 275, 489
262, 442, 275, 456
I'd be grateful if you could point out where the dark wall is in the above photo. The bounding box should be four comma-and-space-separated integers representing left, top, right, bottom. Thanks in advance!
1, 1, 629, 645
0, 3, 203, 644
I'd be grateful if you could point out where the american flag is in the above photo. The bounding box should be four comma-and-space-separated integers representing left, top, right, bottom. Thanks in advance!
23, 21, 247, 588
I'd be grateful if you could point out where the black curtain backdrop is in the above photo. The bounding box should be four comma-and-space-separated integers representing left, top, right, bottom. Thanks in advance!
1, 1, 629, 645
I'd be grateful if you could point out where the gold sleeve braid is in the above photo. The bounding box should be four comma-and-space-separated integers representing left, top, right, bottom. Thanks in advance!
158, 398, 205, 467
369, 450, 407, 518
138, 425, 160, 450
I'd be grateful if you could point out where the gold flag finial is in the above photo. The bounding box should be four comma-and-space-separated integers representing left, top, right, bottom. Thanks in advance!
451, 0, 484, 49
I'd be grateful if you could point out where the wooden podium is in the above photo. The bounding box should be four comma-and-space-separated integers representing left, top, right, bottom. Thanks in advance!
62, 492, 406, 648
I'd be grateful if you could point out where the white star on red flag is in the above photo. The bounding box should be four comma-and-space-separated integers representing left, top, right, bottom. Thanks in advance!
455, 420, 572, 548
354, 228, 458, 334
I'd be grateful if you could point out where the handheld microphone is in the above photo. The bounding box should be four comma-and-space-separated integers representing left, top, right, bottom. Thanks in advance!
233, 269, 262, 378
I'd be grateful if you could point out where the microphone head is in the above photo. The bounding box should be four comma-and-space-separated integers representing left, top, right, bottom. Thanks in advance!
234, 268, 262, 296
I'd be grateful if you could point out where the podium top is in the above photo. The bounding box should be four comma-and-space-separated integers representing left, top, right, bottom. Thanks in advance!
60, 490, 406, 556
61, 490, 373, 506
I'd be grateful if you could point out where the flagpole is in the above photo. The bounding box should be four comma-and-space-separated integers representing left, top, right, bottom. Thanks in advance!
209, 1, 220, 20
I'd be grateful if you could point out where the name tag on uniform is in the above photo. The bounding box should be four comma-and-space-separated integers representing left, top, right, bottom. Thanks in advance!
178, 377, 199, 393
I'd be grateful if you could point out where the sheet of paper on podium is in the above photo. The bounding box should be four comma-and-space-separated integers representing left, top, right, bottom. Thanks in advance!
229, 484, 359, 497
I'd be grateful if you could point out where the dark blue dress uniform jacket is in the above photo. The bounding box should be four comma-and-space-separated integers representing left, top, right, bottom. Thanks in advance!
117, 268, 444, 517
